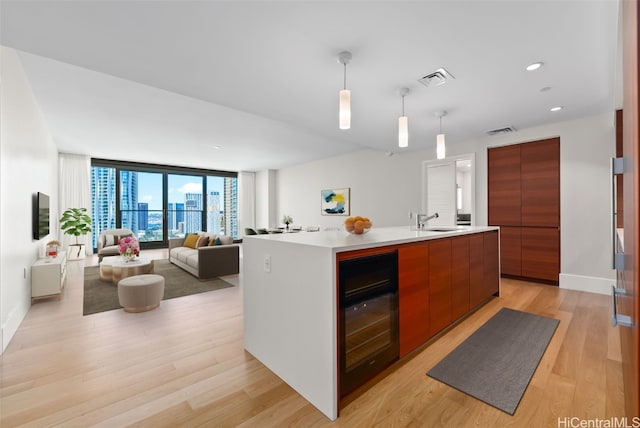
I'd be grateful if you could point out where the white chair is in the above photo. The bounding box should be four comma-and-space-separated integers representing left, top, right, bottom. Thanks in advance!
97, 228, 134, 262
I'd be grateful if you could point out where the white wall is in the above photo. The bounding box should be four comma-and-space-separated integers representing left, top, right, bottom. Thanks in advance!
276, 151, 425, 231
273, 112, 616, 294
0, 47, 59, 353
255, 169, 277, 229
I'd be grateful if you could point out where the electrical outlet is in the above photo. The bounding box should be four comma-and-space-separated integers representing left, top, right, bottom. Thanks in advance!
264, 255, 271, 273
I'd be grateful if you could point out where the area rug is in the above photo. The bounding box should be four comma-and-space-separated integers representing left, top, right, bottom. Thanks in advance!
427, 307, 559, 415
83, 259, 234, 315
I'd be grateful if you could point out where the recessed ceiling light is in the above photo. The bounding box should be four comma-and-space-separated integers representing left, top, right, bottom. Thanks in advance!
550, 106, 563, 112
526, 62, 544, 71
540, 86, 552, 92
212, 145, 221, 149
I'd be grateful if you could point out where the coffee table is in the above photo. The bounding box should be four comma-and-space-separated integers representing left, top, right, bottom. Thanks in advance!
99, 256, 154, 284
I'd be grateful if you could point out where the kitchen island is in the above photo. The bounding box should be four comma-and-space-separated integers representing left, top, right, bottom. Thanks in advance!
242, 226, 499, 421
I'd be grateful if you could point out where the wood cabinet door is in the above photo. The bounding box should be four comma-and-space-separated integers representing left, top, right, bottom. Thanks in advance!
398, 243, 429, 357
469, 234, 485, 308
620, 0, 639, 416
499, 226, 522, 276
483, 230, 500, 298
429, 239, 452, 337
521, 137, 560, 227
521, 227, 560, 283
451, 236, 470, 321
488, 144, 521, 226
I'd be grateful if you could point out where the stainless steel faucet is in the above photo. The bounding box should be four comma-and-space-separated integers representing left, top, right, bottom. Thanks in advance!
416, 212, 439, 229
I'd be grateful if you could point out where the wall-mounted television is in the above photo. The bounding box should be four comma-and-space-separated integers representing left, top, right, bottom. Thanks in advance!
33, 192, 50, 240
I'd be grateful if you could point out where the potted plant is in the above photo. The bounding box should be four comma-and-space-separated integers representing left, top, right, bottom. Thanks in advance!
282, 215, 293, 231
60, 208, 92, 260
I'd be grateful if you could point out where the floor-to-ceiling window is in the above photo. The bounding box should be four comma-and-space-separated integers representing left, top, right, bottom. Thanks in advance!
90, 159, 238, 250
120, 171, 164, 243
168, 173, 203, 238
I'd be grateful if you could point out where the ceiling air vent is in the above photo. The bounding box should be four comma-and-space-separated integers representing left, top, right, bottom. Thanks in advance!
486, 126, 517, 136
418, 67, 455, 87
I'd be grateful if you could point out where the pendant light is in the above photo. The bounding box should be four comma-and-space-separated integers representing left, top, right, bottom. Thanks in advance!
337, 51, 352, 130
435, 110, 447, 159
398, 88, 409, 148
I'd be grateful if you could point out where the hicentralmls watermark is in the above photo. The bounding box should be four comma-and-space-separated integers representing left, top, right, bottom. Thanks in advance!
557, 417, 640, 428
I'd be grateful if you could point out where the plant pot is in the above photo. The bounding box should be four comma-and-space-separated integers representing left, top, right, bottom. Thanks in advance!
67, 244, 86, 260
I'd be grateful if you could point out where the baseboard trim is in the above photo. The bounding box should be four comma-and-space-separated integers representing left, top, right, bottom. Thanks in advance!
559, 273, 614, 295
1, 298, 30, 354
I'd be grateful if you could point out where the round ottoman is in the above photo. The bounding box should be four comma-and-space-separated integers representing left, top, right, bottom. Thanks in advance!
117, 274, 165, 313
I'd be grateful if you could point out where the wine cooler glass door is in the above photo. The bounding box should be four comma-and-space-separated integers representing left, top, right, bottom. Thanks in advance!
339, 251, 399, 397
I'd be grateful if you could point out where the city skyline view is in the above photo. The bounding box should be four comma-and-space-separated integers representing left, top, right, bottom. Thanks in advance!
91, 165, 238, 247
137, 173, 224, 210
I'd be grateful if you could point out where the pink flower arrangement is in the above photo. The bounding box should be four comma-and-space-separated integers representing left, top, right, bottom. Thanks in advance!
118, 236, 140, 259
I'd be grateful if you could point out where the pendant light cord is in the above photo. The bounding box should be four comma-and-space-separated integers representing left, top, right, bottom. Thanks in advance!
343, 63, 347, 90
402, 95, 405, 116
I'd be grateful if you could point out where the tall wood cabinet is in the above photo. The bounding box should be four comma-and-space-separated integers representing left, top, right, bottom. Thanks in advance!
488, 138, 560, 283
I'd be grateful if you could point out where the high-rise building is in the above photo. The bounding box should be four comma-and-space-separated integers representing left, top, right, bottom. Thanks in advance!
137, 202, 149, 230
168, 203, 175, 232
119, 171, 138, 235
224, 177, 238, 239
90, 166, 116, 248
185, 193, 202, 233
167, 202, 185, 236
176, 203, 185, 227
207, 191, 221, 234
92, 168, 139, 244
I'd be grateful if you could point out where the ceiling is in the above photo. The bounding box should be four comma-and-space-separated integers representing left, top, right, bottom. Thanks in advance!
1, 1, 620, 172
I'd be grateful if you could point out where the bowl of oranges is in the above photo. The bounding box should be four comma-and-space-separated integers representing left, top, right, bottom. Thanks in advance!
344, 216, 372, 235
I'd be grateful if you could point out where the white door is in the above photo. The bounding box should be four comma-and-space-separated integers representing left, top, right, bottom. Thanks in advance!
425, 161, 457, 227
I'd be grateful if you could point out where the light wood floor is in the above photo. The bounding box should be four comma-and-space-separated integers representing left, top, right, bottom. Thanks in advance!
0, 248, 625, 427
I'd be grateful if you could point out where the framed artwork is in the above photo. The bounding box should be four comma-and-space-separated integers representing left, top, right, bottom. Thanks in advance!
321, 188, 350, 216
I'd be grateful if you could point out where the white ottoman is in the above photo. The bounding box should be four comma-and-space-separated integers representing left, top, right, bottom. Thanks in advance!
117, 274, 165, 313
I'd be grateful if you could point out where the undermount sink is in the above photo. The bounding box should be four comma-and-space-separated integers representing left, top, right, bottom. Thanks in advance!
410, 226, 461, 232
426, 227, 459, 232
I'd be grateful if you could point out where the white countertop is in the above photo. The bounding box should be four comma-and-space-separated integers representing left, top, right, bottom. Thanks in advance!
244, 225, 499, 252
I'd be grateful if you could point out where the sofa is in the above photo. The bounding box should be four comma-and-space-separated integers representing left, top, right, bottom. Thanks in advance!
97, 228, 134, 262
168, 232, 239, 279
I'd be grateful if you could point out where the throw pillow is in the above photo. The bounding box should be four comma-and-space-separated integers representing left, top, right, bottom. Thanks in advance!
196, 236, 209, 248
213, 237, 223, 246
183, 233, 199, 249
105, 235, 115, 247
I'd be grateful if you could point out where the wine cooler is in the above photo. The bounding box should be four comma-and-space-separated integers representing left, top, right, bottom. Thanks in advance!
339, 250, 399, 397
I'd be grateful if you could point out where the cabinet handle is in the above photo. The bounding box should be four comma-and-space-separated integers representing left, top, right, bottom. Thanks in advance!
611, 285, 633, 328
611, 157, 626, 270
